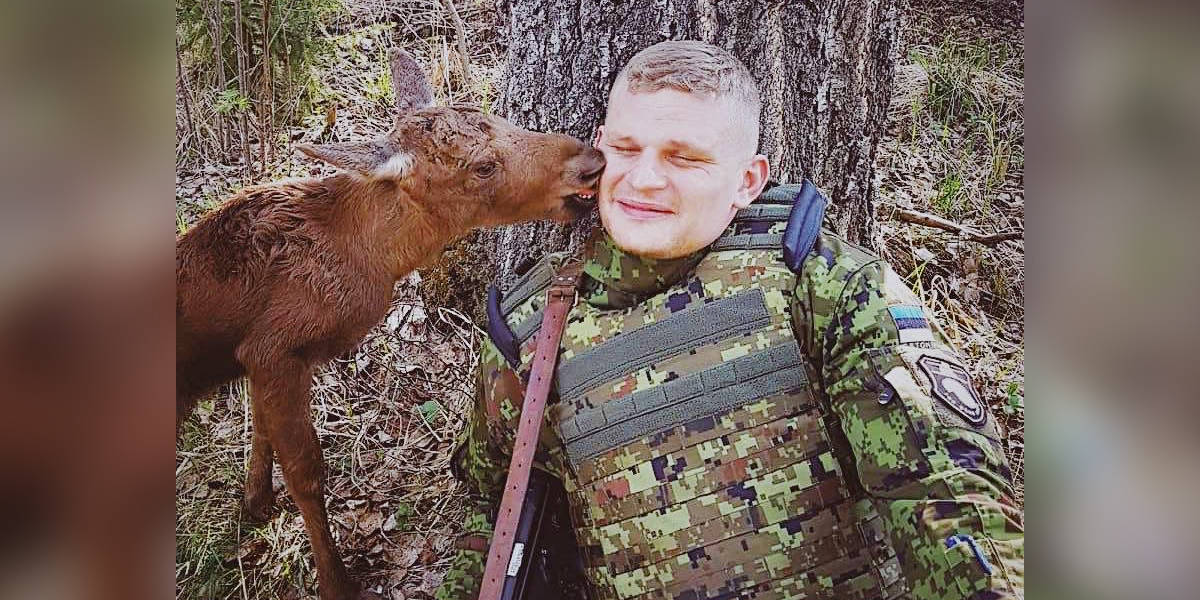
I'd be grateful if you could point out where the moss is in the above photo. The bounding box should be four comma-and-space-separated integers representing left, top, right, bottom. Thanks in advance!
418, 231, 498, 326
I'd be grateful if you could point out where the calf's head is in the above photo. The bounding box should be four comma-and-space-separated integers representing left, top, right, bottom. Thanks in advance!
298, 49, 604, 227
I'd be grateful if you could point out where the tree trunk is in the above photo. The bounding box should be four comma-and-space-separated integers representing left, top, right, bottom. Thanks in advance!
425, 0, 901, 318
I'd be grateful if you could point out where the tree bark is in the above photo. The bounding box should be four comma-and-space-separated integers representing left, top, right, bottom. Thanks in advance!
425, 0, 901, 317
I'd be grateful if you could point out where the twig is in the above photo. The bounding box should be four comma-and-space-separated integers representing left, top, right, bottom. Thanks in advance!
893, 207, 1023, 246
260, 0, 274, 170
208, 0, 229, 155
440, 0, 474, 91
232, 0, 252, 177
176, 37, 198, 157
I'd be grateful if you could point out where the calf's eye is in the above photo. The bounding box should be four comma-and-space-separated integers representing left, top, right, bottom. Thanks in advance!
473, 161, 498, 178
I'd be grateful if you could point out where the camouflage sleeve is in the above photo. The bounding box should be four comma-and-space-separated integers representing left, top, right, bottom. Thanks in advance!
797, 240, 1024, 599
435, 339, 524, 600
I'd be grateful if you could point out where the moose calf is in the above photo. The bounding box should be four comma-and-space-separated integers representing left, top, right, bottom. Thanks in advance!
176, 49, 603, 600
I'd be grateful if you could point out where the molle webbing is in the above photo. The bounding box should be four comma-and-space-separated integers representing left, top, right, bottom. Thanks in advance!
733, 204, 794, 220
710, 204, 790, 252
558, 340, 809, 465
555, 289, 772, 403
759, 182, 806, 204
512, 306, 544, 344
488, 255, 556, 370
710, 233, 784, 252
500, 258, 555, 315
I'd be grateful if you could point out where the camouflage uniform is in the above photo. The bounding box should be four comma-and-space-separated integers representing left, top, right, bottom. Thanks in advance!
436, 188, 1024, 600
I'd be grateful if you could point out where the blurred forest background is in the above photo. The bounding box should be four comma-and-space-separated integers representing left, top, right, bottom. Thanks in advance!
175, 1, 1024, 597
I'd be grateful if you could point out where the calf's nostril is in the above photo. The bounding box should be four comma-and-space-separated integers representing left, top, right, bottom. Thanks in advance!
583, 162, 605, 180
581, 151, 606, 179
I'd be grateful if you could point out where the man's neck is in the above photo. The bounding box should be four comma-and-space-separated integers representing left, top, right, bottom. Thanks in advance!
581, 231, 707, 309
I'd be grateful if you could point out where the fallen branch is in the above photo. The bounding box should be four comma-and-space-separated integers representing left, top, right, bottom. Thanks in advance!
971, 230, 1024, 245
893, 208, 1023, 246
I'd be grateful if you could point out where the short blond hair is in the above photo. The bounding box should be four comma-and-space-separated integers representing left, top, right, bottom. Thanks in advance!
612, 41, 761, 155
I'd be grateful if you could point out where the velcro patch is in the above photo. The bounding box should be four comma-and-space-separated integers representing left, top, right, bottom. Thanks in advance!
917, 355, 987, 426
889, 305, 934, 343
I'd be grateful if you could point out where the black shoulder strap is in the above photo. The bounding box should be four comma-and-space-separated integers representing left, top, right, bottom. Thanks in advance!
781, 179, 829, 273
486, 284, 522, 370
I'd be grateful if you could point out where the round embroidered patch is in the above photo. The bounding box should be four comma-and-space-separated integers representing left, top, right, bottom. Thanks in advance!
917, 355, 987, 426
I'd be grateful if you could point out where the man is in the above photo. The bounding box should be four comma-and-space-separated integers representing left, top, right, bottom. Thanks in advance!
437, 41, 1024, 600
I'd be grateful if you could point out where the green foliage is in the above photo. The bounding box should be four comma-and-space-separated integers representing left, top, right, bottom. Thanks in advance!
911, 36, 992, 125
214, 88, 251, 114
418, 399, 442, 424
479, 78, 495, 114
933, 170, 965, 215
393, 502, 414, 531
974, 112, 1011, 190
364, 47, 395, 108
176, 0, 345, 149
1003, 381, 1024, 416
906, 33, 1023, 215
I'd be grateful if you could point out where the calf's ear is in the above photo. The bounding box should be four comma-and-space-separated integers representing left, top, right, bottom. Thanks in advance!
389, 48, 434, 115
295, 141, 414, 181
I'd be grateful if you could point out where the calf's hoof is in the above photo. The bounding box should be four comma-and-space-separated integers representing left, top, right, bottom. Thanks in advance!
239, 494, 275, 524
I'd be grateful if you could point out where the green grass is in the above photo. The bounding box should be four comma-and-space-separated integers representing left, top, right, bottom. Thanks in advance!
176, 390, 315, 600
364, 47, 395, 109
933, 170, 965, 215
176, 401, 247, 599
905, 32, 1023, 216
911, 35, 998, 125
979, 116, 1012, 191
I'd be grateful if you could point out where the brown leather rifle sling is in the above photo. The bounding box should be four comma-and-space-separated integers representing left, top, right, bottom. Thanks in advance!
477, 259, 583, 600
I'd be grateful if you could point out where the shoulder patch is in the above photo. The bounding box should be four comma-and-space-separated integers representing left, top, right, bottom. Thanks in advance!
888, 305, 934, 344
917, 355, 987, 426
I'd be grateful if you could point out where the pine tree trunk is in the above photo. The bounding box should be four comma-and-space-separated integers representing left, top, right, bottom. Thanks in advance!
424, 0, 901, 318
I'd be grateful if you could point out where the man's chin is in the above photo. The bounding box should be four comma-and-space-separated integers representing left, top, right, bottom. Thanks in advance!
605, 223, 687, 259
601, 206, 691, 258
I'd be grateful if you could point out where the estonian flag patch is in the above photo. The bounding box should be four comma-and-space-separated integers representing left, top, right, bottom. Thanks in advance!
888, 305, 934, 343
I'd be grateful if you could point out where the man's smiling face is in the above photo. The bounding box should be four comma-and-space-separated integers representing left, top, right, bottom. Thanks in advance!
596, 85, 768, 259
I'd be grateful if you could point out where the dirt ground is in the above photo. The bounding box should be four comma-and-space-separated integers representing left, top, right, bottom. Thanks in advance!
175, 3, 1023, 598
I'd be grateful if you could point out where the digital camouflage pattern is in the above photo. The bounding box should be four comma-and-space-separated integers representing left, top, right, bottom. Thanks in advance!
436, 201, 1024, 600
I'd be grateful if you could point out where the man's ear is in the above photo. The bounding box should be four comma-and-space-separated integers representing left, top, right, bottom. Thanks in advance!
295, 141, 414, 180
593, 125, 606, 148
733, 154, 770, 209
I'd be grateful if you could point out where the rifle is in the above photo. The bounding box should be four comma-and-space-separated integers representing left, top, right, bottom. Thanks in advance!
497, 469, 589, 600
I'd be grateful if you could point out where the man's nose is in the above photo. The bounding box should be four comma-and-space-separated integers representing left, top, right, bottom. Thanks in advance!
628, 155, 667, 191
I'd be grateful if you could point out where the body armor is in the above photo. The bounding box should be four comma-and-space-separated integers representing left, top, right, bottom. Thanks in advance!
438, 183, 1024, 600
496, 185, 899, 599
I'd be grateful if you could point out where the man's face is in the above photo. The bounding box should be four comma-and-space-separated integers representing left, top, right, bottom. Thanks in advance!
596, 86, 768, 259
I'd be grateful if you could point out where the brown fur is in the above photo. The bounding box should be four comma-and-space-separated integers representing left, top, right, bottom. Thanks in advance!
176, 49, 602, 600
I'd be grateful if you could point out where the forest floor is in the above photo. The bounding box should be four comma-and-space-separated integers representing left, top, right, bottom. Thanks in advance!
175, 3, 1024, 598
